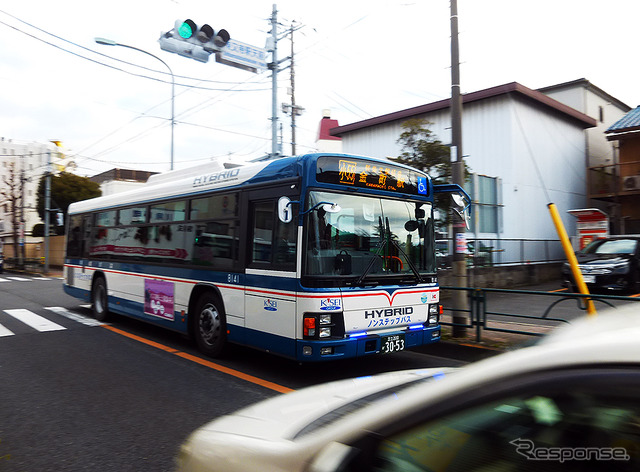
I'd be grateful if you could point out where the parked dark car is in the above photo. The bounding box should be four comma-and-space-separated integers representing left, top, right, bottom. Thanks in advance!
562, 236, 640, 293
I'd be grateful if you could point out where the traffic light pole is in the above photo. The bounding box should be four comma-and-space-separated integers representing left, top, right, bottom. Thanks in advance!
95, 38, 176, 170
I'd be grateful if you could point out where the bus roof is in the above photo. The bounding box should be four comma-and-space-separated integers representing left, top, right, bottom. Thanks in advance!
68, 153, 424, 215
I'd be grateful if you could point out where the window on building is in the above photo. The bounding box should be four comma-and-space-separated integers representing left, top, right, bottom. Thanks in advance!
468, 174, 501, 234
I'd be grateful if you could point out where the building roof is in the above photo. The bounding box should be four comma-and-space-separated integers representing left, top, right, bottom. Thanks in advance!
606, 106, 640, 134
538, 78, 631, 112
330, 82, 597, 137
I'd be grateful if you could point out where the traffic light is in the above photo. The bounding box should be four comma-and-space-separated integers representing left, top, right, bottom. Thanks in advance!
159, 19, 230, 63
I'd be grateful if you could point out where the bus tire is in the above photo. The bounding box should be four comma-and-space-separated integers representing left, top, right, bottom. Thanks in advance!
92, 276, 110, 322
193, 292, 227, 358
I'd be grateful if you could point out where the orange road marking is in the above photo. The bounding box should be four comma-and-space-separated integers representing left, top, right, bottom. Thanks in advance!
102, 325, 180, 353
175, 352, 294, 394
101, 325, 294, 394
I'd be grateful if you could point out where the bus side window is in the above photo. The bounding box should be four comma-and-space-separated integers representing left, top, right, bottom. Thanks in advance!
66, 215, 83, 258
250, 200, 296, 271
275, 211, 296, 266
252, 202, 273, 263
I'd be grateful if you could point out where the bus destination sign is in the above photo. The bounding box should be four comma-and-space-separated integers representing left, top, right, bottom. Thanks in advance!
316, 156, 428, 196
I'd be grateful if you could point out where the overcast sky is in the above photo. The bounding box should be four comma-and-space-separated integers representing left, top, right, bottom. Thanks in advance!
1, 0, 638, 176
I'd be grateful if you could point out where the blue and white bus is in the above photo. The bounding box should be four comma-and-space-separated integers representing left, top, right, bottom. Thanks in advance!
63, 153, 468, 362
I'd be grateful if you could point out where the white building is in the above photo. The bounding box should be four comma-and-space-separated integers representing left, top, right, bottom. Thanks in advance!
330, 81, 603, 263
538, 78, 631, 168
0, 138, 59, 251
89, 168, 157, 196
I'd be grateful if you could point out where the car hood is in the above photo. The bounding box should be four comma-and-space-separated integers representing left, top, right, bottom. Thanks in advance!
190, 367, 450, 441
576, 254, 631, 265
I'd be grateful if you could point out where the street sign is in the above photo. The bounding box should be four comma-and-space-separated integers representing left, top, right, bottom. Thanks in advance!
215, 39, 267, 73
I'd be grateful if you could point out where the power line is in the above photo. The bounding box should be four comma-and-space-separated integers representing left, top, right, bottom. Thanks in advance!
0, 9, 264, 87
0, 13, 270, 92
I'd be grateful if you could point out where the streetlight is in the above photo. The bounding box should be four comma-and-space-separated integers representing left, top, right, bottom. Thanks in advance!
95, 37, 176, 170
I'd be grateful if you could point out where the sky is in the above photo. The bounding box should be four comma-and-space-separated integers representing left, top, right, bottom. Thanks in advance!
1, 0, 639, 177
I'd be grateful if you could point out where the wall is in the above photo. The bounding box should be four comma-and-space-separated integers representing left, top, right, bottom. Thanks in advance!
2, 236, 65, 268
542, 85, 629, 168
439, 263, 562, 289
339, 93, 588, 242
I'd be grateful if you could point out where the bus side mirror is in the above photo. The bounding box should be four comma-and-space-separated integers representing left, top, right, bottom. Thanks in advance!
452, 194, 471, 230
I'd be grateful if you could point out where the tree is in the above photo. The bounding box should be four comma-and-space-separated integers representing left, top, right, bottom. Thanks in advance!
35, 172, 101, 233
0, 161, 25, 263
393, 118, 468, 230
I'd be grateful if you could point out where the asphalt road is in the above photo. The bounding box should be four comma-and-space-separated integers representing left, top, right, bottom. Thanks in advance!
0, 272, 467, 471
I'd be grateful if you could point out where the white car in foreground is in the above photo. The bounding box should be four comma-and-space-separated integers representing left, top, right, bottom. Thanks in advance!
176, 307, 640, 472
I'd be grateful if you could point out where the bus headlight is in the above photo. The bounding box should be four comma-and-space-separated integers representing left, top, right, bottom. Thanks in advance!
428, 304, 441, 326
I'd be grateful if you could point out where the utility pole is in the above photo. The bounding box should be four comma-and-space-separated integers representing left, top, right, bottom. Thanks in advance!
19, 163, 26, 268
290, 23, 297, 155
281, 22, 305, 156
450, 0, 468, 336
270, 4, 279, 157
289, 23, 298, 155
44, 150, 51, 275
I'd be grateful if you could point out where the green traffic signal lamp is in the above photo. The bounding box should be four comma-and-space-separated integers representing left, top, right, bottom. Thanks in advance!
178, 19, 197, 39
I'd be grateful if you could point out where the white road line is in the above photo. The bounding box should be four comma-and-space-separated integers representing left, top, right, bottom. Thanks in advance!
6, 277, 31, 282
0, 323, 15, 337
0, 278, 9, 282
3, 309, 66, 332
45, 307, 104, 327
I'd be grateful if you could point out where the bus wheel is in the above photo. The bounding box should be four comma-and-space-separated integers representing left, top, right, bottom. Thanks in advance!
92, 277, 110, 322
193, 293, 226, 357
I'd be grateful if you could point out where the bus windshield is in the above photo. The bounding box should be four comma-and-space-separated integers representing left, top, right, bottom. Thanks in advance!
304, 190, 435, 285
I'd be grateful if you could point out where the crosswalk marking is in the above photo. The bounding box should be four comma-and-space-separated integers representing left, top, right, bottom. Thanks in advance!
0, 324, 15, 337
45, 307, 104, 327
0, 276, 62, 283
3, 309, 66, 332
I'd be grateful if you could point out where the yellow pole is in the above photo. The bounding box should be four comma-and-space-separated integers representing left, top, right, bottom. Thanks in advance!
548, 203, 596, 317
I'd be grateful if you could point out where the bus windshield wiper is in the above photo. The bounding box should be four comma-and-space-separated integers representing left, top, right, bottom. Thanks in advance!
355, 217, 387, 287
384, 216, 423, 284
389, 238, 424, 284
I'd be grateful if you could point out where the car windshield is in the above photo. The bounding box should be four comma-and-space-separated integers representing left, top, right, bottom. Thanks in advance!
303, 190, 435, 286
582, 239, 637, 255
291, 372, 444, 440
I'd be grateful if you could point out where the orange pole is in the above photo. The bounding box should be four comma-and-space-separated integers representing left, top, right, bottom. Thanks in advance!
548, 203, 596, 317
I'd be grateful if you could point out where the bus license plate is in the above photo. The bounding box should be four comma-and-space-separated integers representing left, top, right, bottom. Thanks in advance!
381, 334, 405, 354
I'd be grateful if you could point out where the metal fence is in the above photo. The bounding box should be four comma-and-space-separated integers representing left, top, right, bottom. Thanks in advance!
441, 286, 640, 342
437, 238, 564, 269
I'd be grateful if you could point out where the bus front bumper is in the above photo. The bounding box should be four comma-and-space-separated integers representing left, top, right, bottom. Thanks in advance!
296, 325, 441, 362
